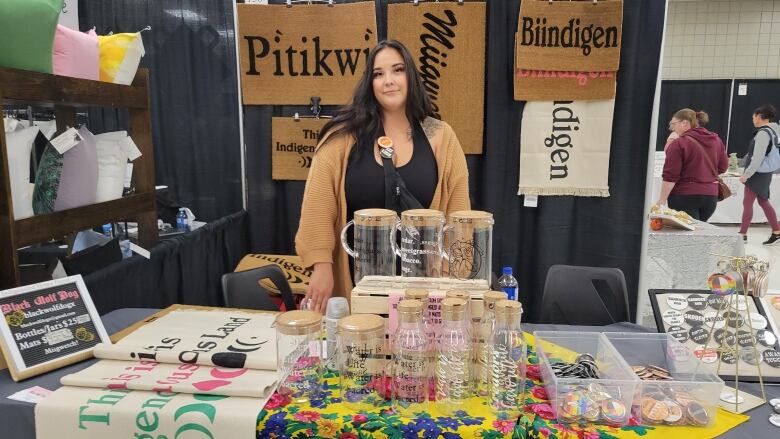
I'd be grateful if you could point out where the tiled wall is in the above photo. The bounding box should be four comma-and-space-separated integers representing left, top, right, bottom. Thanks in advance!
663, 0, 780, 79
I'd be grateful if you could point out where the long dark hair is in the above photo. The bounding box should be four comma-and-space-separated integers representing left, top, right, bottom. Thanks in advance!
319, 40, 434, 154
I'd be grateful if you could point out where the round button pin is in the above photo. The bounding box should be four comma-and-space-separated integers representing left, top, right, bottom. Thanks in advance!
741, 350, 760, 366
715, 329, 737, 347
723, 310, 745, 328
707, 294, 726, 310
668, 326, 689, 343
737, 330, 757, 348
720, 350, 737, 365
770, 413, 780, 428
684, 310, 705, 327
688, 294, 707, 310
663, 309, 684, 326
758, 330, 778, 348
763, 350, 780, 369
667, 294, 688, 310
689, 327, 710, 345
733, 295, 749, 312
749, 312, 768, 330
694, 346, 718, 364
720, 389, 744, 404
703, 311, 726, 329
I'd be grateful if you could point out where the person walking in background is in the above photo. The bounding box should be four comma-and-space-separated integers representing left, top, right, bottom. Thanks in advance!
739, 104, 780, 244
655, 108, 728, 221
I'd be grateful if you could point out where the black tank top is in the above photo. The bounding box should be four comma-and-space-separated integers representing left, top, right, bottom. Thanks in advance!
345, 120, 438, 219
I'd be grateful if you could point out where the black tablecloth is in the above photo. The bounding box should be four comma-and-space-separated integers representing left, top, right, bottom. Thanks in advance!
0, 309, 777, 439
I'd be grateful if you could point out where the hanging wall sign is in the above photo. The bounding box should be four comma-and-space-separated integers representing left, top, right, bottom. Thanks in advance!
514, 34, 617, 101
237, 2, 378, 105
515, 0, 623, 72
271, 117, 328, 180
388, 2, 486, 154
518, 100, 615, 197
0, 275, 109, 381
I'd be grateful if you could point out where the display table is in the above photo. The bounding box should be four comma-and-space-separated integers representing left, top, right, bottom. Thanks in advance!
638, 221, 744, 326
1, 309, 776, 439
651, 175, 780, 224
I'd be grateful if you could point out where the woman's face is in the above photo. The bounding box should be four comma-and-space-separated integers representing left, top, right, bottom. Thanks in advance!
668, 117, 689, 136
753, 113, 763, 127
372, 48, 408, 113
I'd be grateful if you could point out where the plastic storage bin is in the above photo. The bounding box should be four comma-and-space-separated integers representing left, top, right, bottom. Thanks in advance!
604, 332, 724, 427
534, 331, 639, 426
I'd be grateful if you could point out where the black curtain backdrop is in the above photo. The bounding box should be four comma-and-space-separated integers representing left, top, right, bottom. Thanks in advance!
656, 80, 732, 151
78, 0, 242, 222
728, 79, 780, 157
244, 0, 666, 322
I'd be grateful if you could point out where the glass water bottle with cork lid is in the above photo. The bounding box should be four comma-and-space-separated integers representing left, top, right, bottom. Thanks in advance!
392, 299, 431, 417
337, 314, 386, 409
275, 310, 323, 404
489, 299, 527, 416
436, 297, 472, 415
475, 290, 508, 396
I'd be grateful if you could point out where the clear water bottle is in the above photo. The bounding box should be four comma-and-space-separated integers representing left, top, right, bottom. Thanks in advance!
176, 208, 189, 232
498, 266, 518, 301
392, 299, 431, 417
489, 300, 526, 416
101, 223, 113, 237
475, 290, 507, 397
325, 297, 350, 371
436, 298, 471, 415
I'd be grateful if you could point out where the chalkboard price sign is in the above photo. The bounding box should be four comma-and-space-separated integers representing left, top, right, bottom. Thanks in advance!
0, 275, 109, 381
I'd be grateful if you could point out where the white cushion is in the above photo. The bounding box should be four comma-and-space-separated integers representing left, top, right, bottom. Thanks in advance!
94, 131, 130, 202
6, 126, 38, 219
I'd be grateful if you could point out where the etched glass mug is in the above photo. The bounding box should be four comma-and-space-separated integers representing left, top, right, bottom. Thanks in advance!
341, 208, 399, 285
445, 210, 494, 286
396, 209, 446, 278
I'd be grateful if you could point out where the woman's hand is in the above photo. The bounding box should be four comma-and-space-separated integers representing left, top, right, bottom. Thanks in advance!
304, 262, 334, 314
740, 175, 747, 184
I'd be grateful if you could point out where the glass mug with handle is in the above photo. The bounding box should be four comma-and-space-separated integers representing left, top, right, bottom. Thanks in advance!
396, 209, 447, 278
341, 208, 399, 285
445, 210, 494, 286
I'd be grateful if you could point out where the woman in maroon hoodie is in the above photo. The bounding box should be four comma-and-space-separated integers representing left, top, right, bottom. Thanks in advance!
655, 109, 728, 221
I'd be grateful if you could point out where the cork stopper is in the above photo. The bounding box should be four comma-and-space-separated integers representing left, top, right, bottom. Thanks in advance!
441, 298, 467, 321
338, 314, 385, 337
276, 310, 322, 335
484, 291, 508, 309
353, 208, 398, 227
401, 209, 445, 228
398, 299, 424, 323
405, 288, 429, 301
448, 210, 494, 229
495, 300, 522, 324
445, 290, 470, 301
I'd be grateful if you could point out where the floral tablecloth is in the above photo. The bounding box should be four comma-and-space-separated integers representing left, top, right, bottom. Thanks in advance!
257, 336, 748, 438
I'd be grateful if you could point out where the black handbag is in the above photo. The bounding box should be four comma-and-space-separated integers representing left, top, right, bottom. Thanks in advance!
380, 143, 424, 213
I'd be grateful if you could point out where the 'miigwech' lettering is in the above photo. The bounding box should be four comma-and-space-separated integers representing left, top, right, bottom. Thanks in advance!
244, 29, 374, 77
521, 17, 618, 56
418, 9, 458, 119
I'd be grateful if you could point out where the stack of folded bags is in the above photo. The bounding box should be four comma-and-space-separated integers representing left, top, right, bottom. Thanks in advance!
0, 0, 145, 84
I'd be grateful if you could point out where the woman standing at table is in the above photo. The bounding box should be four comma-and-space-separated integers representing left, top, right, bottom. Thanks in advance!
655, 108, 728, 221
295, 40, 470, 313
739, 104, 780, 244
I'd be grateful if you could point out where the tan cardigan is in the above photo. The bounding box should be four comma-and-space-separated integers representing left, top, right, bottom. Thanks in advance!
295, 117, 471, 300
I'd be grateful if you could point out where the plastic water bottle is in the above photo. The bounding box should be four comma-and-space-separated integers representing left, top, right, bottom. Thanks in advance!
498, 267, 518, 301
176, 209, 189, 232
325, 297, 350, 371
101, 223, 113, 237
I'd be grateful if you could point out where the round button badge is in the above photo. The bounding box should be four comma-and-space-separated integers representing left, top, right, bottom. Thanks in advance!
707, 295, 726, 310
666, 294, 689, 310
763, 350, 780, 369
757, 329, 778, 348
663, 309, 684, 326
684, 310, 705, 327
667, 326, 689, 343
703, 311, 726, 329
687, 294, 707, 310
708, 273, 737, 296
737, 330, 757, 348
749, 312, 768, 330
689, 327, 710, 345
723, 311, 745, 329
694, 346, 718, 364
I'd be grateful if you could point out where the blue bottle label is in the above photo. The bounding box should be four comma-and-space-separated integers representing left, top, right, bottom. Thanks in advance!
503, 287, 517, 301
